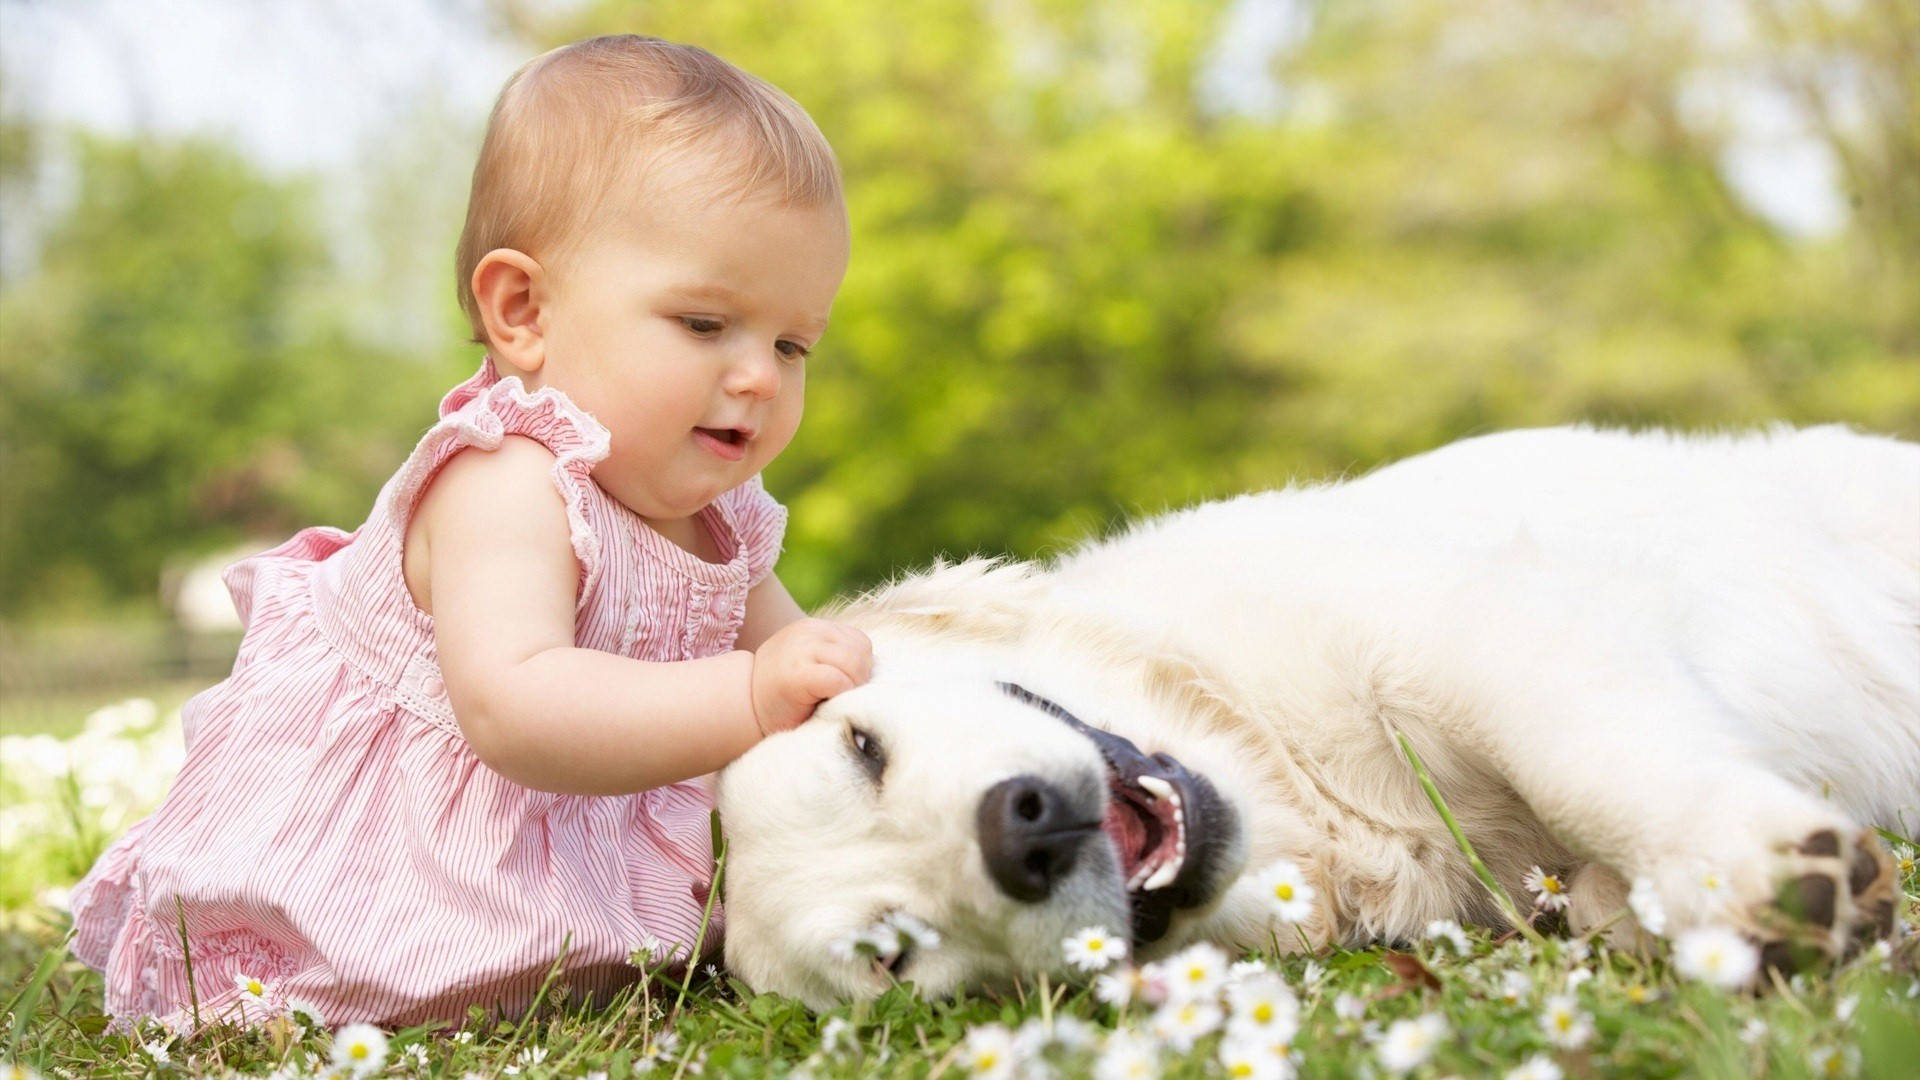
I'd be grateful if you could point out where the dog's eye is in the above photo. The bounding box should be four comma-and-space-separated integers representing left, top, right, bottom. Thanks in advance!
848, 725, 887, 781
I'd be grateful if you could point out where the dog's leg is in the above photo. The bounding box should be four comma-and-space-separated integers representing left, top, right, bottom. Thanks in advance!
1439, 648, 1896, 978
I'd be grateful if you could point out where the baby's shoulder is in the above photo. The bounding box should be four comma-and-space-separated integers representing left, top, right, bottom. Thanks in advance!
404, 436, 573, 607
421, 435, 561, 515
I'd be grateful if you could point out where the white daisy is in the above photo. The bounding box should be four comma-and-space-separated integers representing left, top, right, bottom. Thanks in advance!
1539, 994, 1593, 1049
1093, 967, 1141, 1007
1150, 997, 1225, 1052
1046, 1016, 1097, 1051
1092, 1031, 1159, 1080
1425, 919, 1470, 955
1333, 993, 1367, 1022
631, 935, 677, 966
1627, 877, 1667, 936
1738, 1017, 1769, 1045
1699, 868, 1728, 898
1523, 866, 1570, 912
1256, 860, 1318, 923
1564, 968, 1593, 990
330, 1023, 389, 1078
1505, 1052, 1564, 1080
828, 921, 902, 965
1623, 983, 1660, 1005
1807, 1045, 1860, 1078
1376, 1013, 1448, 1075
1673, 926, 1759, 990
1217, 1033, 1289, 1080
516, 1046, 548, 1066
142, 1040, 171, 1066
1498, 970, 1533, 1004
1133, 960, 1173, 1006
1226, 973, 1299, 1042
1869, 939, 1894, 971
883, 911, 942, 952
1063, 926, 1127, 972
232, 972, 268, 1003
1834, 994, 1858, 1023
1163, 942, 1229, 1002
1229, 959, 1272, 980
636, 1031, 681, 1072
819, 1017, 853, 1055
1298, 960, 1326, 987
960, 1023, 1019, 1079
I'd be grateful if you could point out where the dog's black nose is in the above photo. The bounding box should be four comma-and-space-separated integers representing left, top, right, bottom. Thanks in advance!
977, 774, 1097, 902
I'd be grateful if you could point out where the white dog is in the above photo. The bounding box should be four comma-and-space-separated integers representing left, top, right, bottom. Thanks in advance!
717, 426, 1919, 1007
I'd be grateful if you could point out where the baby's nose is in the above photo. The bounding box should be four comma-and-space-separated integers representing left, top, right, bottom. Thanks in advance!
725, 348, 782, 398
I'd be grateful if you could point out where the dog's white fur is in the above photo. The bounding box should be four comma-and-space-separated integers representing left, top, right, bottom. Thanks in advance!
719, 426, 1920, 1007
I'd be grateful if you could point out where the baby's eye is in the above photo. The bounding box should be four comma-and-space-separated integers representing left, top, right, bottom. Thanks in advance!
680, 316, 723, 336
775, 339, 812, 362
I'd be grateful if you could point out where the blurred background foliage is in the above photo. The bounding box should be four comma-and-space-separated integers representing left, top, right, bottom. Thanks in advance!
1, 0, 1916, 640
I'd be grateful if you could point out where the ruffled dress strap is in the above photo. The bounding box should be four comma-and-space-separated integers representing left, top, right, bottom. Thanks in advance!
301, 361, 614, 702
399, 361, 614, 601
714, 474, 789, 590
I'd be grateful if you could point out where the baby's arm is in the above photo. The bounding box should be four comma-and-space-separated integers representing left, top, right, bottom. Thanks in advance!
414, 436, 861, 795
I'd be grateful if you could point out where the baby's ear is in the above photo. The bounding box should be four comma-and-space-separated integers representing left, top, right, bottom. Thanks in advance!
471, 248, 546, 377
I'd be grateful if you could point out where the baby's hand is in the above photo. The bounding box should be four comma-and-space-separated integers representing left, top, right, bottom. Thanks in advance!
749, 618, 874, 735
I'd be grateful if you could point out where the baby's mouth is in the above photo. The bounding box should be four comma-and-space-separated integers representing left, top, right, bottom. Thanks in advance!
693, 426, 752, 461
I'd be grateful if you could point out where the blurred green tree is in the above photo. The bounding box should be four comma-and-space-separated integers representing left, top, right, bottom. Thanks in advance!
3, 0, 1915, 620
0, 138, 443, 615
544, 0, 1917, 605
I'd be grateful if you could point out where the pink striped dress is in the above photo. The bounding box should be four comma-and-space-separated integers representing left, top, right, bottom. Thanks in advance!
68, 361, 786, 1030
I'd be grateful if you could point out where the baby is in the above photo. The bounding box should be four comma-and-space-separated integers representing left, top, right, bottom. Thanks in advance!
68, 34, 872, 1030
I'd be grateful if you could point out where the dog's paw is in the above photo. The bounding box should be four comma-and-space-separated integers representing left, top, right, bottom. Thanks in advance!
1749, 828, 1897, 978
1842, 830, 1898, 947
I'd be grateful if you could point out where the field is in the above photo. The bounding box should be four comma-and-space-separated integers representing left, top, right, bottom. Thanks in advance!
3, 698, 1917, 1079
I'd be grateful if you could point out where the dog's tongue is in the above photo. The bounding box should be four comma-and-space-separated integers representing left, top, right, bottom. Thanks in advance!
1101, 799, 1146, 879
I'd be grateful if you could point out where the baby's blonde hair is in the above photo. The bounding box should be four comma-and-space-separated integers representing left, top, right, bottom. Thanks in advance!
455, 35, 843, 344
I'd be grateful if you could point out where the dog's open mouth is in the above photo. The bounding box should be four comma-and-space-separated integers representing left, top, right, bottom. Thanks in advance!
998, 683, 1239, 948
1106, 772, 1184, 892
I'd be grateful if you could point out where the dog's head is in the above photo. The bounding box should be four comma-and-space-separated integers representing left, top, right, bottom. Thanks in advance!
718, 654, 1251, 1008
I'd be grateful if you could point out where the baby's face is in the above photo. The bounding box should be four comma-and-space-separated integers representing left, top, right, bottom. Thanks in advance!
535, 166, 849, 526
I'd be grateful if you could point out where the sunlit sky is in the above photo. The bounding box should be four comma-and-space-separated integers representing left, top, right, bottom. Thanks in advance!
0, 0, 1847, 238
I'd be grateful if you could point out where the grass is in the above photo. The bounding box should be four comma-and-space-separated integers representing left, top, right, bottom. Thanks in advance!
3, 895, 1918, 1078
3, 843, 1917, 1078
3, 696, 1917, 1078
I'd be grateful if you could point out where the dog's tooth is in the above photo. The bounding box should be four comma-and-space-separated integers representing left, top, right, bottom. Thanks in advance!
1136, 775, 1174, 800
1142, 853, 1182, 891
